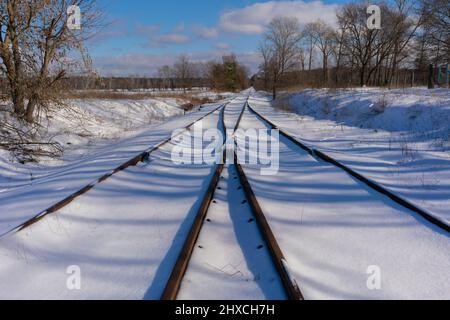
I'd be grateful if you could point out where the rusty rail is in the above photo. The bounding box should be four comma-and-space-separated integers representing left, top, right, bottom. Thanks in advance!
1, 102, 228, 238
233, 153, 304, 300
162, 98, 304, 300
161, 106, 227, 300
247, 102, 450, 234
232, 102, 304, 300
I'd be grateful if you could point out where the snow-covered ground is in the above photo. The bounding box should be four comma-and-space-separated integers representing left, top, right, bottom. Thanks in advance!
257, 88, 450, 225
0, 100, 225, 236
0, 92, 281, 300
178, 97, 286, 300
0, 91, 232, 190
178, 164, 286, 300
237, 97, 450, 300
0, 108, 224, 299
0, 98, 188, 188
0, 89, 448, 300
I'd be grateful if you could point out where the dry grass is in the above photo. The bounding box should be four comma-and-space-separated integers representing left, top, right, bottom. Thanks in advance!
67, 90, 202, 100
64, 90, 218, 111
372, 94, 389, 114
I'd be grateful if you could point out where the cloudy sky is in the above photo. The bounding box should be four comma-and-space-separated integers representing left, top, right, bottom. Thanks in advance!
89, 0, 342, 76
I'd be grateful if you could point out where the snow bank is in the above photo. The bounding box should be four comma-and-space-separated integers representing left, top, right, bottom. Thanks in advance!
288, 88, 450, 145
48, 98, 184, 148
239, 101, 450, 299
0, 98, 185, 189
259, 87, 450, 224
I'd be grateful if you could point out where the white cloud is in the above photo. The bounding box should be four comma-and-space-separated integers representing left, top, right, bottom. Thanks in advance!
139, 23, 191, 47
193, 25, 219, 39
219, 0, 339, 34
214, 43, 231, 50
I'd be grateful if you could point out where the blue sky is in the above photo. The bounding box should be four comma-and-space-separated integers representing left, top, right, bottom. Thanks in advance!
89, 0, 344, 76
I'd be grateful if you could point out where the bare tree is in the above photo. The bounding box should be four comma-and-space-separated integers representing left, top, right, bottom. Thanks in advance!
258, 40, 272, 91
336, 2, 426, 87
421, 0, 449, 66
308, 20, 335, 83
173, 55, 193, 92
298, 47, 306, 71
250, 0, 449, 90
332, 14, 350, 85
262, 17, 302, 99
385, 0, 425, 88
339, 3, 394, 86
0, 0, 100, 123
158, 65, 173, 90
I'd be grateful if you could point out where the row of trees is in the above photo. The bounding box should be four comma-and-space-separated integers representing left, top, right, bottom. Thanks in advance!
0, 0, 250, 128
158, 54, 249, 92
259, 0, 450, 98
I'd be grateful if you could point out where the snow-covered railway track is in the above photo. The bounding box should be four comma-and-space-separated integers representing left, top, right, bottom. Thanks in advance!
161, 98, 302, 300
0, 102, 229, 239
231, 98, 450, 299
246, 103, 450, 234
232, 155, 303, 300
1, 93, 448, 300
0, 102, 232, 299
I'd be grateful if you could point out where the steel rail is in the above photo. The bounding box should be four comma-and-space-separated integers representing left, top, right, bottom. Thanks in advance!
246, 102, 450, 234
0, 102, 229, 238
231, 102, 304, 300
161, 106, 228, 300
163, 97, 304, 300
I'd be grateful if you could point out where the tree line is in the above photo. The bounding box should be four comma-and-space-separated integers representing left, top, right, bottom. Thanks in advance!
58, 54, 250, 92
157, 54, 249, 92
257, 0, 450, 98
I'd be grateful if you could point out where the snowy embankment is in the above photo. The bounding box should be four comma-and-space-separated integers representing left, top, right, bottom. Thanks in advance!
0, 98, 186, 190
0, 109, 224, 299
0, 97, 225, 235
261, 88, 450, 225
241, 97, 450, 299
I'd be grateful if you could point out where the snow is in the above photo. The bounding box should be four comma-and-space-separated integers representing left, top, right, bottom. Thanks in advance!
0, 88, 449, 300
194, 91, 235, 101
0, 98, 186, 187
253, 88, 450, 225
178, 164, 286, 300
235, 100, 450, 300
0, 109, 223, 300
0, 101, 223, 236
177, 93, 287, 300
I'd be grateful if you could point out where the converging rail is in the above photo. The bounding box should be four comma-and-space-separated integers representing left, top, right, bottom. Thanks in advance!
161, 106, 227, 300
161, 97, 304, 300
0, 101, 232, 238
232, 100, 303, 300
246, 103, 450, 234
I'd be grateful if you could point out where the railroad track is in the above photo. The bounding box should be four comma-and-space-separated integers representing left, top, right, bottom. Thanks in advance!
0, 101, 232, 238
244, 101, 449, 234
2, 94, 447, 300
161, 98, 303, 300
